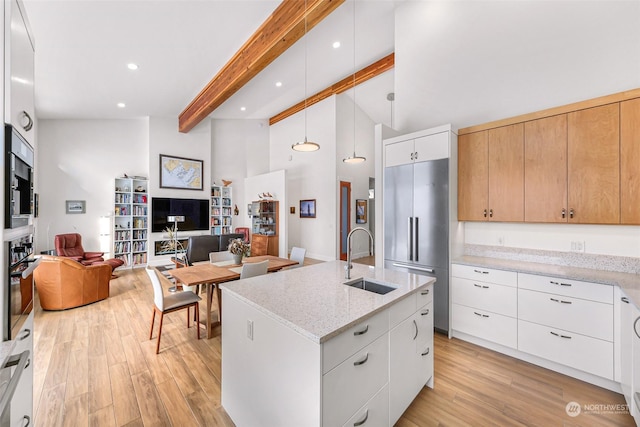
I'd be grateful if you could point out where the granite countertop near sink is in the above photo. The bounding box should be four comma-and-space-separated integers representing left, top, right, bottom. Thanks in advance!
454, 255, 640, 308
220, 260, 434, 344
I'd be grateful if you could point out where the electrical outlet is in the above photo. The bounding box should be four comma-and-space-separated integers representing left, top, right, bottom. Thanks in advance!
570, 241, 585, 252
497, 236, 504, 246
247, 319, 254, 340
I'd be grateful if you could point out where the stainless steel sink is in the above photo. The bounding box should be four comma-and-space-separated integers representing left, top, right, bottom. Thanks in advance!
344, 278, 397, 295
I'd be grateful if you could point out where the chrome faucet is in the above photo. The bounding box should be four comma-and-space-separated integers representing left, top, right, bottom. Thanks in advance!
345, 226, 374, 279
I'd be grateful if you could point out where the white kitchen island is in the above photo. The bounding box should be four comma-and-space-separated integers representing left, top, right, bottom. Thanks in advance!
220, 260, 435, 427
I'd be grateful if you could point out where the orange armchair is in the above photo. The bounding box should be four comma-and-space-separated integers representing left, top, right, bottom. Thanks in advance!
54, 233, 104, 265
33, 255, 111, 310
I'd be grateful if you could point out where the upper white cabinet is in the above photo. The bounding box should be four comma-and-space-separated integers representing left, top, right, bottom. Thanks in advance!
5, 0, 35, 146
384, 131, 449, 168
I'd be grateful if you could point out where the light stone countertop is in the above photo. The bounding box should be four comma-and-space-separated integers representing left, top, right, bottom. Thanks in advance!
454, 255, 640, 309
220, 260, 435, 344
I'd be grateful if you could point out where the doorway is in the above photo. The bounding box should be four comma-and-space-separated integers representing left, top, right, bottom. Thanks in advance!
339, 181, 351, 261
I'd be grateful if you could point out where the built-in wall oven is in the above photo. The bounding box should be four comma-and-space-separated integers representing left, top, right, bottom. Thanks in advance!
4, 233, 33, 341
4, 125, 33, 230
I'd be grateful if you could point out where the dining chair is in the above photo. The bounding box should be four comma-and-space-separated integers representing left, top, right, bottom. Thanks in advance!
289, 247, 306, 268
146, 266, 201, 354
210, 250, 234, 263
240, 260, 269, 279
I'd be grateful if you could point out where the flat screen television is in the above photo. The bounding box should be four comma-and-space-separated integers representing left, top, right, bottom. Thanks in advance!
151, 197, 209, 232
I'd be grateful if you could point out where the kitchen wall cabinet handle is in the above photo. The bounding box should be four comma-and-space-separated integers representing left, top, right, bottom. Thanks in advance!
622, 297, 630, 304
421, 347, 430, 356
483, 209, 487, 218
561, 208, 566, 219
414, 152, 418, 160
550, 331, 572, 339
353, 353, 369, 366
410, 152, 414, 160
413, 319, 418, 340
17, 329, 31, 341
353, 409, 369, 426
20, 111, 33, 132
489, 209, 493, 218
473, 269, 489, 274
569, 208, 574, 218
353, 325, 369, 336
634, 316, 640, 340
474, 311, 489, 318
421, 309, 429, 316
407, 217, 413, 261
421, 289, 430, 295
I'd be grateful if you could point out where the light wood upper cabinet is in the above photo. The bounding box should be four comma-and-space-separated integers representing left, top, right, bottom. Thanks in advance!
567, 104, 620, 224
621, 98, 640, 224
458, 131, 488, 221
524, 115, 568, 222
488, 123, 524, 222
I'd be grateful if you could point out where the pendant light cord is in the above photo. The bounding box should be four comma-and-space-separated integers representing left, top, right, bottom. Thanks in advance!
352, 0, 356, 155
304, 0, 308, 140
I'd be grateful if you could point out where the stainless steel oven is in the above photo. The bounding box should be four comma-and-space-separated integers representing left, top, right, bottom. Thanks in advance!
4, 233, 33, 341
4, 125, 33, 230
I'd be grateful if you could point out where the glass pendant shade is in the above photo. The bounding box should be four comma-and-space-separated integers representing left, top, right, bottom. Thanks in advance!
292, 137, 320, 152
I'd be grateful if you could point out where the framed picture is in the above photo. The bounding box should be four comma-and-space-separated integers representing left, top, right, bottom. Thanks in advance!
300, 199, 316, 218
159, 154, 203, 190
356, 199, 367, 224
66, 200, 86, 214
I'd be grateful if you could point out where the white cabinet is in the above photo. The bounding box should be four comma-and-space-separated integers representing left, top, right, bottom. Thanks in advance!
620, 290, 634, 414
451, 264, 518, 348
633, 303, 640, 424
341, 384, 389, 427
211, 185, 232, 235
384, 132, 449, 167
389, 287, 434, 425
114, 177, 148, 267
10, 312, 33, 427
5, 0, 35, 146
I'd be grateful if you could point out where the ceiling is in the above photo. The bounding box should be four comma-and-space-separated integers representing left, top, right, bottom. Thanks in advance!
23, 0, 398, 128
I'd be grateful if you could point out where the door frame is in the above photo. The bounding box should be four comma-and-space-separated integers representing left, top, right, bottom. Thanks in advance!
339, 181, 351, 261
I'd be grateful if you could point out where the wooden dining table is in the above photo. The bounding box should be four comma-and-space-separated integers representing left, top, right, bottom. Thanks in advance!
168, 255, 299, 338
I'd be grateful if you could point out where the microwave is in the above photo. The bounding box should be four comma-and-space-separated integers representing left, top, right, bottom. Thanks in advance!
4, 125, 33, 229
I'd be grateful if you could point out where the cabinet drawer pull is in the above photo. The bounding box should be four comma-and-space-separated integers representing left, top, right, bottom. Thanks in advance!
473, 269, 489, 274
353, 325, 369, 336
550, 298, 572, 304
473, 311, 489, 318
550, 280, 572, 287
622, 297, 630, 304
473, 283, 489, 289
550, 331, 572, 339
354, 409, 369, 426
421, 309, 429, 316
22, 415, 30, 427
634, 316, 640, 340
421, 289, 430, 296
421, 347, 430, 356
17, 329, 31, 341
353, 353, 369, 366
413, 319, 418, 340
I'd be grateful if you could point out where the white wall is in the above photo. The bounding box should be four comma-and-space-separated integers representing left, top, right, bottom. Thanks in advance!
244, 170, 286, 257
148, 117, 211, 263
211, 118, 270, 229
269, 97, 337, 261
36, 119, 148, 254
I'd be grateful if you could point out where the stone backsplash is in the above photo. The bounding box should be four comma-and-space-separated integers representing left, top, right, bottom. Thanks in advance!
464, 244, 640, 275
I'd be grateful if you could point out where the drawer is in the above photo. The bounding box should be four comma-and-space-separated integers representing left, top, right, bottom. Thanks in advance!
416, 284, 434, 308
518, 320, 613, 380
389, 293, 416, 329
323, 334, 389, 427
451, 277, 517, 317
341, 384, 389, 427
416, 301, 433, 350
452, 263, 517, 287
451, 303, 517, 349
518, 289, 613, 341
323, 308, 389, 374
518, 273, 613, 304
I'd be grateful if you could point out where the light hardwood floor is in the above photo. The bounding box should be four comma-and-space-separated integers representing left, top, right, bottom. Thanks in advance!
33, 265, 635, 426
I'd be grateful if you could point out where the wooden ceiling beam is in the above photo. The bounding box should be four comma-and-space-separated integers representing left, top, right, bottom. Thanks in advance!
269, 52, 394, 126
179, 0, 345, 133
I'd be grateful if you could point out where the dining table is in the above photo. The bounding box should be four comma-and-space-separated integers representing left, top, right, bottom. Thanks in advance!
168, 255, 299, 338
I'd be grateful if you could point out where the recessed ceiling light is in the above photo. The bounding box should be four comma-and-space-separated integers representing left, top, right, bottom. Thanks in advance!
117, 102, 126, 108
275, 81, 282, 87
127, 63, 139, 70
332, 41, 341, 49
240, 107, 246, 111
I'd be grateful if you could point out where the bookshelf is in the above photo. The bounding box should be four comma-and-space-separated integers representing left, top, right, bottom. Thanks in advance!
114, 177, 148, 267
211, 185, 233, 235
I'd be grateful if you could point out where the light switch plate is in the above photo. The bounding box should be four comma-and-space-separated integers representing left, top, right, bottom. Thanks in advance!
247, 319, 254, 340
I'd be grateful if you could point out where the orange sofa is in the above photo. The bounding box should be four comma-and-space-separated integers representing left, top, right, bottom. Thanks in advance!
33, 255, 111, 310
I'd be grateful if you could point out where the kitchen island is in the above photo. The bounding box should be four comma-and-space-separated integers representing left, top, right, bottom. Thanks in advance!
220, 260, 435, 427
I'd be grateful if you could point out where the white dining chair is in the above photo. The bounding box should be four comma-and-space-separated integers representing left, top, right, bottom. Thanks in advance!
146, 266, 201, 354
210, 250, 234, 263
289, 247, 306, 268
240, 260, 269, 279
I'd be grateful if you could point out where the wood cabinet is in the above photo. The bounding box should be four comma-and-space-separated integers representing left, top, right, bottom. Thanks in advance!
250, 200, 278, 256
524, 114, 568, 222
568, 104, 620, 224
458, 123, 523, 221
251, 234, 278, 257
621, 98, 640, 224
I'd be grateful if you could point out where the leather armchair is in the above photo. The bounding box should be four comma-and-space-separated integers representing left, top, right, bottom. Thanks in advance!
33, 255, 111, 310
54, 233, 104, 265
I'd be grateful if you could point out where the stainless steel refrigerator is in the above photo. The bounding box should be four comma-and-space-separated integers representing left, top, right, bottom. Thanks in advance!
384, 157, 449, 333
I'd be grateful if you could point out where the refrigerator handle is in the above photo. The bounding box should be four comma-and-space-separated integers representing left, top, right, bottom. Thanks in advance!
414, 217, 419, 262
408, 217, 413, 261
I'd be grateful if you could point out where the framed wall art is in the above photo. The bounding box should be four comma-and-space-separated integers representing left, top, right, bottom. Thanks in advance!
356, 199, 367, 224
159, 154, 203, 190
66, 200, 86, 214
300, 199, 316, 218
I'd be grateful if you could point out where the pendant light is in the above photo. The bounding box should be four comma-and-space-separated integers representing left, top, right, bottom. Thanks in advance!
292, 0, 320, 152
343, 0, 365, 164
